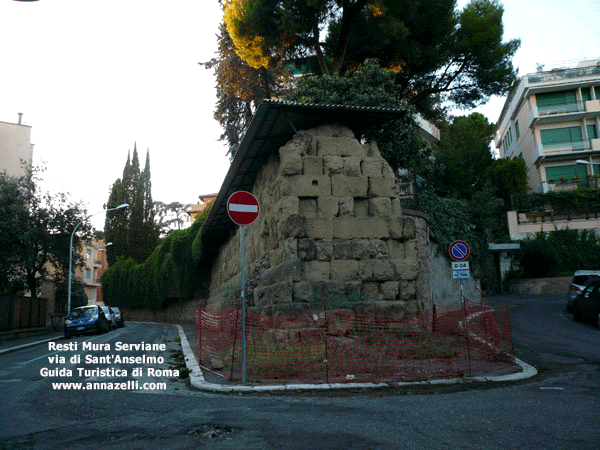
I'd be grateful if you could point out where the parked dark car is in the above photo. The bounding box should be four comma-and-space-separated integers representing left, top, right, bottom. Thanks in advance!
111, 307, 124, 327
572, 279, 600, 329
64, 305, 109, 338
567, 270, 600, 313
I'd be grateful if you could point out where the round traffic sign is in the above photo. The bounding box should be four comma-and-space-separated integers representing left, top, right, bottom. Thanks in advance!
449, 240, 470, 261
227, 191, 260, 226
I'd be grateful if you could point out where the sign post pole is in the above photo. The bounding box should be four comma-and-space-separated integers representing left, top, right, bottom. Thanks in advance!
449, 241, 471, 303
227, 191, 260, 384
240, 225, 246, 384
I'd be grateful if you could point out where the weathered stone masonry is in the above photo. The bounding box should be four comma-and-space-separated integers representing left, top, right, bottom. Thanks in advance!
206, 123, 433, 316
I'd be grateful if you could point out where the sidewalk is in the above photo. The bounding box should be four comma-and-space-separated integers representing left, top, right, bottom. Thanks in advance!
176, 320, 539, 394
176, 324, 537, 393
0, 328, 64, 355
0, 323, 539, 393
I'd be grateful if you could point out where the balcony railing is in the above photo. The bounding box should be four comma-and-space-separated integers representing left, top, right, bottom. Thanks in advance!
543, 140, 591, 152
538, 102, 583, 116
527, 65, 600, 84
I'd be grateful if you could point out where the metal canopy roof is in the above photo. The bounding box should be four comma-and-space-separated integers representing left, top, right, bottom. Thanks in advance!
200, 100, 408, 254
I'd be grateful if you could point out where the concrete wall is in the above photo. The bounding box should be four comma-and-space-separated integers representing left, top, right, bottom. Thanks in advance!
508, 276, 571, 295
122, 299, 199, 324
428, 243, 481, 306
203, 124, 480, 316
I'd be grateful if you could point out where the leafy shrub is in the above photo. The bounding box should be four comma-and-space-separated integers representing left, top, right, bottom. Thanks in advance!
102, 202, 212, 309
518, 229, 600, 278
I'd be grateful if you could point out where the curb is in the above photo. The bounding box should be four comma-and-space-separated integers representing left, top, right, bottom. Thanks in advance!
175, 325, 538, 394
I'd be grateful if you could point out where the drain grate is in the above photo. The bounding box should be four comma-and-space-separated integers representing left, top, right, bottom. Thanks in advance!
188, 424, 235, 440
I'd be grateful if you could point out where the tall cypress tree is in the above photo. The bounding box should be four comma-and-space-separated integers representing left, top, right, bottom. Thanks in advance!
105, 145, 159, 265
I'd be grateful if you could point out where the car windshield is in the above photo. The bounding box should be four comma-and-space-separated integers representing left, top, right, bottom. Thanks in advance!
68, 308, 96, 319
574, 275, 599, 285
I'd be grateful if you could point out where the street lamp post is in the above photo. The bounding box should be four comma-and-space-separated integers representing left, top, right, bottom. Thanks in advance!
67, 204, 128, 314
575, 159, 595, 177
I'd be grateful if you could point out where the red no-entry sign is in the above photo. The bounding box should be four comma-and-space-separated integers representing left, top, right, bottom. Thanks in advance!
227, 191, 260, 226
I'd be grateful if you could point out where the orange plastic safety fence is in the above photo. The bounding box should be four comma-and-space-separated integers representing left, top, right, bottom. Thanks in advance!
195, 300, 515, 384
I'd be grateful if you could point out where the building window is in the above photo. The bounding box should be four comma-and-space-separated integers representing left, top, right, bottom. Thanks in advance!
546, 165, 585, 184
541, 126, 583, 148
86, 249, 92, 259
85, 268, 91, 279
587, 124, 598, 140
536, 90, 578, 114
581, 87, 592, 102
515, 120, 520, 139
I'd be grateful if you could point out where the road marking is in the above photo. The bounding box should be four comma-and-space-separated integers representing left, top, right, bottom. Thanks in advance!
17, 334, 106, 366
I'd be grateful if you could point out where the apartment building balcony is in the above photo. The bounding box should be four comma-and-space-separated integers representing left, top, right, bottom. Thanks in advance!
533, 139, 600, 163
528, 100, 600, 128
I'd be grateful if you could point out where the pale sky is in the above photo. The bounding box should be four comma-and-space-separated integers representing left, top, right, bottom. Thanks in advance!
1, 0, 599, 229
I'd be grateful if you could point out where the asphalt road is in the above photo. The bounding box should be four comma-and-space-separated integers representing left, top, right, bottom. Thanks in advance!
1, 298, 599, 449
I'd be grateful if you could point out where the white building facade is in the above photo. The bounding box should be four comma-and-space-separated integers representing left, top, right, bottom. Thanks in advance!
495, 60, 600, 194
0, 114, 34, 177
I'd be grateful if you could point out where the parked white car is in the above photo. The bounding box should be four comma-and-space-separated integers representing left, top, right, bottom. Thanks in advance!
567, 270, 600, 313
101, 306, 117, 330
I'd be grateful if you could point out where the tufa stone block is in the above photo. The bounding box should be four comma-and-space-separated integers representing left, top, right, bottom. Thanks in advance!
303, 156, 324, 176
333, 239, 370, 260
280, 175, 332, 197
254, 281, 293, 306
317, 136, 365, 157
330, 260, 359, 282
259, 257, 303, 285
393, 259, 420, 280
279, 146, 303, 175
369, 197, 392, 217
389, 218, 416, 239
303, 260, 330, 282
310, 124, 355, 138
380, 281, 400, 300
362, 141, 381, 158
361, 158, 384, 178
297, 238, 317, 261
354, 199, 369, 217
359, 260, 395, 281
315, 239, 333, 261
331, 174, 368, 197
339, 197, 354, 217
368, 176, 398, 198
299, 197, 318, 217
343, 157, 362, 177
359, 282, 380, 300
273, 196, 299, 218
333, 217, 389, 239
323, 155, 343, 175
305, 218, 334, 239
318, 197, 339, 218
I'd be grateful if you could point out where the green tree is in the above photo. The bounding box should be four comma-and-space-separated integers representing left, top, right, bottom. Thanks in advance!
0, 167, 89, 298
486, 157, 528, 202
286, 59, 430, 175
220, 0, 519, 118
432, 112, 495, 199
105, 145, 159, 264
201, 21, 290, 156
154, 201, 192, 235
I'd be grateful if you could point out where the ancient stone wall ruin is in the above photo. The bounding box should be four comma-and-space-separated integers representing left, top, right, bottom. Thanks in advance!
204, 123, 441, 316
